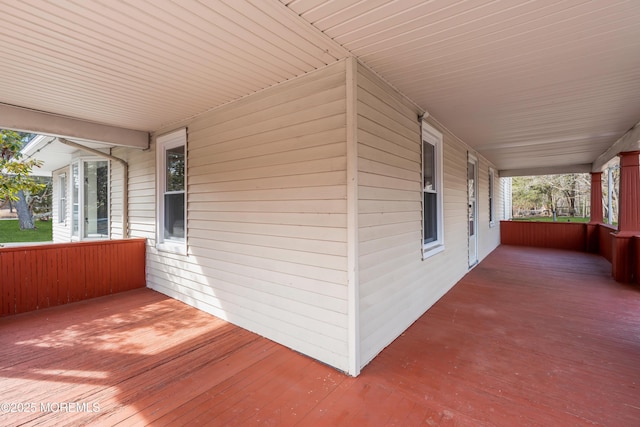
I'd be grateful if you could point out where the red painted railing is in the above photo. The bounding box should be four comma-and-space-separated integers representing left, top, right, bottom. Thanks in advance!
501, 221, 640, 284
598, 224, 616, 262
635, 236, 640, 285
500, 221, 587, 251
0, 238, 146, 317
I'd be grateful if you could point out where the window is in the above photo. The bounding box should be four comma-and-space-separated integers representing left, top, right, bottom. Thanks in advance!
156, 128, 186, 253
489, 168, 496, 227
71, 163, 79, 237
70, 159, 109, 239
422, 121, 444, 257
58, 174, 67, 224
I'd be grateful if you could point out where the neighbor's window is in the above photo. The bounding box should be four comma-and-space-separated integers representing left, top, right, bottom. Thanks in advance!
489, 168, 495, 227
156, 128, 186, 252
84, 160, 109, 238
59, 173, 67, 224
71, 163, 79, 237
70, 159, 109, 239
422, 121, 444, 258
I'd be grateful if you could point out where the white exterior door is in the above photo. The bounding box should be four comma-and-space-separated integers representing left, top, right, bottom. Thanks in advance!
468, 154, 478, 267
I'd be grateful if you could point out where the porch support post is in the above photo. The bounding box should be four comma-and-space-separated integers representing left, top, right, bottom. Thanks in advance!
586, 172, 603, 252
589, 172, 604, 224
611, 151, 640, 282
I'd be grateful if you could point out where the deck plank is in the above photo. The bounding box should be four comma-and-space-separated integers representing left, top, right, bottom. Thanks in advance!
1, 246, 639, 426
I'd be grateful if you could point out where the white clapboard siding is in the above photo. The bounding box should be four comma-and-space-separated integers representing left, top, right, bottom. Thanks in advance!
108, 57, 503, 374
142, 60, 351, 372
111, 145, 156, 243
356, 62, 500, 368
109, 159, 124, 239
190, 211, 347, 228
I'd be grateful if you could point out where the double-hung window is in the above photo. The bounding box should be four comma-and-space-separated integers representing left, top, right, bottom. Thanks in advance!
156, 128, 187, 253
58, 173, 67, 224
422, 121, 444, 258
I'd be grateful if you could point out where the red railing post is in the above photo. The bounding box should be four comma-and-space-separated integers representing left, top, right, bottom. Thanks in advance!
611, 151, 640, 283
586, 172, 604, 252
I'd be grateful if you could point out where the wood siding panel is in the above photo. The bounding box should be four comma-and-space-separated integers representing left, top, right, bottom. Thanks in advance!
356, 63, 500, 369
0, 239, 145, 317
598, 224, 616, 262
139, 61, 350, 372
635, 236, 640, 285
500, 221, 587, 251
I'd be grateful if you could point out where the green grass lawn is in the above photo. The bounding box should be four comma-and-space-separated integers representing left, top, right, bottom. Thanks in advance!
512, 216, 590, 223
0, 219, 52, 243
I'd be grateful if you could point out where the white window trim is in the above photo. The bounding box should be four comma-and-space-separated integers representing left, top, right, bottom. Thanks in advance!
156, 128, 187, 255
422, 121, 444, 259
489, 167, 496, 227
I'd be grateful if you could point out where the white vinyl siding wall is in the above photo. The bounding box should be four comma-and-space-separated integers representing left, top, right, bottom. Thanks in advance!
110, 159, 125, 239
111, 58, 502, 374
118, 61, 351, 371
356, 63, 500, 367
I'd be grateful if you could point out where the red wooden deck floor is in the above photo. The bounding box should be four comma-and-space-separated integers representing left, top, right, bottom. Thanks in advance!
1, 245, 639, 426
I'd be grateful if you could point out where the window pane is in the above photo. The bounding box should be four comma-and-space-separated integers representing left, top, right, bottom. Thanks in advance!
164, 192, 185, 240
424, 192, 437, 243
423, 142, 435, 191
467, 162, 475, 199
166, 146, 185, 192
59, 175, 67, 223
84, 161, 109, 238
72, 164, 79, 237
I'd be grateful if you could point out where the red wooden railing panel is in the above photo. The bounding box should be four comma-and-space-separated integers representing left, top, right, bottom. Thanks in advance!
0, 239, 146, 317
597, 224, 616, 262
500, 221, 587, 251
635, 236, 640, 285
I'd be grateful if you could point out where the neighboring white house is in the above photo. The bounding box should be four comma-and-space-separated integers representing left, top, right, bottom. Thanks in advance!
28, 58, 502, 375
22, 136, 118, 243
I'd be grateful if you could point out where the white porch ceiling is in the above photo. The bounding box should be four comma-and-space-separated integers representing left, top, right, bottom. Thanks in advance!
1, 0, 639, 173
284, 0, 640, 172
0, 0, 346, 132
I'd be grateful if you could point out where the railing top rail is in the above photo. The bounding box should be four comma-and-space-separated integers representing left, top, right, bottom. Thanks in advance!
0, 238, 146, 253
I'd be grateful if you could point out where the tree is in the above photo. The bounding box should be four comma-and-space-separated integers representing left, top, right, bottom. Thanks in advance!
512, 173, 591, 219
0, 129, 44, 229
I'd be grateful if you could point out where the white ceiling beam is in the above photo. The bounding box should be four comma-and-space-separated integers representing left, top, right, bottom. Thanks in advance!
500, 163, 592, 177
592, 121, 640, 172
0, 103, 149, 149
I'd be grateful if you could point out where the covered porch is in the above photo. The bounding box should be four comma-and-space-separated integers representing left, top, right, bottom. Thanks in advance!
2, 244, 638, 426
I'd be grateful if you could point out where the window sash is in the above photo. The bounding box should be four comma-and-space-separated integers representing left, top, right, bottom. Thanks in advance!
423, 192, 438, 243
59, 174, 67, 224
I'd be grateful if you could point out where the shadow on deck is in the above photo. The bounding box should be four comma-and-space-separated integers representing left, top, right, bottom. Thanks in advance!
1, 245, 639, 426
